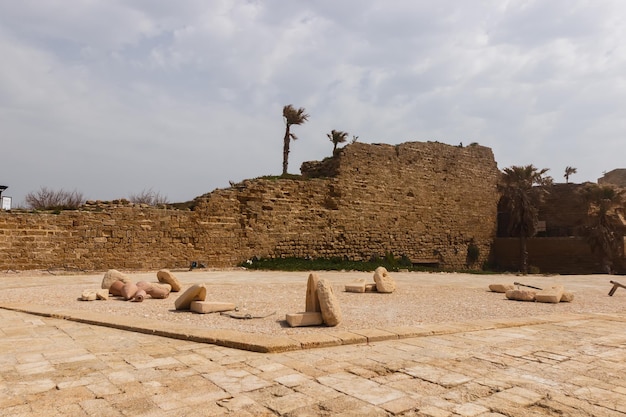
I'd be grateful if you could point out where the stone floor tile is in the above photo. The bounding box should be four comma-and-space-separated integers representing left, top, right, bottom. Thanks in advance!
263, 391, 316, 415
454, 402, 491, 416
274, 372, 311, 387
416, 405, 452, 417
204, 369, 272, 394
380, 395, 419, 415
294, 380, 342, 401
86, 380, 122, 397
79, 398, 125, 417
317, 371, 405, 405
402, 363, 473, 388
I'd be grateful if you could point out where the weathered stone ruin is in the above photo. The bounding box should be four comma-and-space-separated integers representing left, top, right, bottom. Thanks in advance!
0, 141, 499, 271
286, 273, 342, 327
489, 282, 574, 303
345, 266, 397, 293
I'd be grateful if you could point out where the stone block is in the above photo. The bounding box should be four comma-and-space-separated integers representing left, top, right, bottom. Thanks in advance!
174, 284, 207, 310
345, 281, 366, 293
560, 291, 575, 302
190, 301, 236, 314
96, 289, 109, 300
101, 269, 132, 289
535, 285, 564, 303
489, 283, 514, 293
317, 278, 342, 326
505, 289, 536, 301
305, 273, 321, 312
364, 284, 377, 292
80, 290, 97, 301
373, 266, 396, 293
157, 269, 182, 292
285, 312, 324, 327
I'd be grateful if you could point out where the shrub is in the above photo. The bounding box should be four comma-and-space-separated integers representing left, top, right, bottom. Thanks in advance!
25, 187, 85, 210
128, 188, 169, 206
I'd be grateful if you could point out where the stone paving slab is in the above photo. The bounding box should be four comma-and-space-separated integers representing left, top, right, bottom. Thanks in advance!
3, 306, 626, 415
0, 301, 596, 354
3, 271, 626, 415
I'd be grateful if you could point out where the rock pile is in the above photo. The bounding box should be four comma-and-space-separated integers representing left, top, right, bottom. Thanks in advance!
489, 282, 574, 303
82, 269, 237, 314
80, 269, 179, 302
286, 273, 342, 327
345, 266, 397, 294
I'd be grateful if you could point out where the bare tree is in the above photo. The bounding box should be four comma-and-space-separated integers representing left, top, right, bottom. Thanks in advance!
25, 187, 85, 210
128, 188, 169, 206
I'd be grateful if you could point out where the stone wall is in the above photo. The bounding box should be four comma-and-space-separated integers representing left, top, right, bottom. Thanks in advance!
598, 169, 626, 187
0, 141, 500, 271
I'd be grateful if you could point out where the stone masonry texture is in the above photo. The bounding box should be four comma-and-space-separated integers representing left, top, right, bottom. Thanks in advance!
0, 141, 500, 271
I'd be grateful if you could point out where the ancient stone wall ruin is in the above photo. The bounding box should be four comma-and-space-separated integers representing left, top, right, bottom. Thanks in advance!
0, 141, 500, 271
598, 169, 626, 187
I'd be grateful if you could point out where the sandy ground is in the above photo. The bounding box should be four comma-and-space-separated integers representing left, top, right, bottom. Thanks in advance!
1, 268, 626, 336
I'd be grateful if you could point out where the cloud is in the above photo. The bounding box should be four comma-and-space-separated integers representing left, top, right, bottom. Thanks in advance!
0, 0, 625, 205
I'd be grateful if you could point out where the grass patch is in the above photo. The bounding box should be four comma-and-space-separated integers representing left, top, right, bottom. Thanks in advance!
240, 256, 438, 272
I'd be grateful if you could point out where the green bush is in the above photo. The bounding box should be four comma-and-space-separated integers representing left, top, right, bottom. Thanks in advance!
240, 256, 437, 273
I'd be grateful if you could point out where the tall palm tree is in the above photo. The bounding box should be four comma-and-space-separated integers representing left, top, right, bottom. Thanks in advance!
498, 165, 552, 274
327, 129, 349, 155
582, 184, 624, 273
282, 104, 309, 175
564, 166, 577, 183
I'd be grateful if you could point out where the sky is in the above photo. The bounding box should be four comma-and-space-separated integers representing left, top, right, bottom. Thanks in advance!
1, 0, 625, 206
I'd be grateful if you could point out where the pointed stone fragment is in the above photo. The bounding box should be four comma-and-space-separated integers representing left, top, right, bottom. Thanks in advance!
305, 273, 321, 312
317, 278, 342, 326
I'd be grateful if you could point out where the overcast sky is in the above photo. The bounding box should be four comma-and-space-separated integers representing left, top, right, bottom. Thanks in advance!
1, 1, 625, 206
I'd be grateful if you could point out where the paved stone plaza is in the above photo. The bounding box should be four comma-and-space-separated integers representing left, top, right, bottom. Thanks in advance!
2, 271, 626, 416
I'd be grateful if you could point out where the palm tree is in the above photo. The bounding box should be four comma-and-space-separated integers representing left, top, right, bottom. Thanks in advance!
582, 184, 624, 273
498, 165, 552, 274
327, 129, 349, 155
282, 104, 309, 176
564, 166, 577, 183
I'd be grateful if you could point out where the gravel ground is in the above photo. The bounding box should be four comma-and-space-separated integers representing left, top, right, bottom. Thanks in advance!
1, 269, 626, 336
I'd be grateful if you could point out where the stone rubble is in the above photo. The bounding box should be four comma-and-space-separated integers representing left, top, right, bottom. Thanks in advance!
493, 283, 575, 303
174, 284, 207, 310
101, 269, 132, 289
373, 266, 396, 293
286, 273, 342, 327
157, 269, 182, 292
344, 267, 397, 294
317, 278, 342, 327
